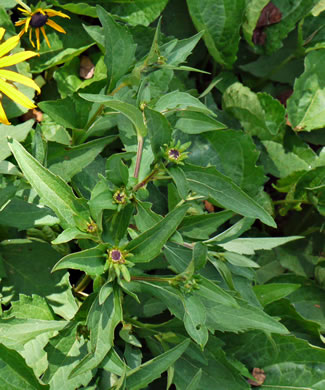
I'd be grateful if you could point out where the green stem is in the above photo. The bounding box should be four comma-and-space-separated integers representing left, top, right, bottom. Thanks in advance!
74, 274, 91, 293
273, 199, 310, 205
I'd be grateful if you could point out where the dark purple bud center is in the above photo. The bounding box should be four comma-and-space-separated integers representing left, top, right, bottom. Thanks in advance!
30, 12, 49, 28
111, 250, 121, 262
168, 149, 180, 160
115, 192, 124, 202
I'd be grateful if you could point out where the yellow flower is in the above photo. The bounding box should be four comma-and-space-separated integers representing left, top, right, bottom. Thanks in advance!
15, 6, 70, 50
0, 28, 40, 125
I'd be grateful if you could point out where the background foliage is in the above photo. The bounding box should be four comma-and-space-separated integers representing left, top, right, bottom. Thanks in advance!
1, 0, 325, 389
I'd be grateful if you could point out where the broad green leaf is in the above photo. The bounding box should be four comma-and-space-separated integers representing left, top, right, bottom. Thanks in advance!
97, 6, 136, 91
102, 203, 135, 245
204, 217, 254, 244
312, 0, 325, 16
0, 317, 67, 350
222, 252, 260, 268
106, 152, 134, 187
186, 0, 245, 67
254, 283, 301, 307
48, 136, 116, 181
4, 294, 55, 321
43, 323, 92, 390
175, 111, 226, 134
242, 0, 269, 45
0, 240, 78, 319
168, 166, 189, 200
219, 236, 303, 255
192, 242, 207, 270
52, 245, 107, 276
125, 204, 189, 262
0, 344, 48, 390
80, 94, 147, 137
125, 339, 190, 390
223, 82, 285, 139
182, 163, 276, 227
179, 210, 233, 240
0, 198, 60, 230
287, 50, 325, 132
134, 200, 162, 232
70, 288, 122, 376
262, 140, 311, 178
51, 227, 95, 245
154, 91, 215, 116
0, 120, 33, 161
8, 138, 90, 229
227, 331, 325, 389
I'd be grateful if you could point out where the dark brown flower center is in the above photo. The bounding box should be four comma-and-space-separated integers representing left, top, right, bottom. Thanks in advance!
30, 12, 49, 28
168, 149, 180, 160
111, 250, 121, 262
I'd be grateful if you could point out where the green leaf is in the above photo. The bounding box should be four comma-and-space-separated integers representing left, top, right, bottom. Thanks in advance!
228, 332, 325, 389
48, 136, 116, 181
179, 210, 233, 240
0, 317, 67, 350
70, 288, 122, 377
126, 204, 189, 262
8, 138, 90, 229
0, 120, 33, 161
125, 339, 190, 390
145, 107, 172, 157
242, 0, 269, 45
0, 240, 78, 319
96, 5, 136, 91
52, 245, 107, 276
183, 295, 208, 348
154, 91, 215, 116
80, 94, 147, 137
106, 152, 134, 187
182, 163, 276, 227
204, 217, 254, 244
43, 322, 92, 390
102, 203, 135, 245
287, 50, 325, 131
219, 236, 303, 255
175, 111, 226, 134
254, 283, 301, 307
4, 294, 55, 321
186, 0, 246, 67
223, 82, 285, 139
0, 344, 48, 390
168, 166, 189, 200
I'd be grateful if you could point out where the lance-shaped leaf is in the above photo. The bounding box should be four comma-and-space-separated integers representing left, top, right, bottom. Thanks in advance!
125, 339, 190, 390
182, 163, 276, 227
8, 138, 90, 229
80, 94, 147, 137
125, 204, 189, 262
0, 344, 48, 390
96, 5, 136, 91
52, 245, 107, 276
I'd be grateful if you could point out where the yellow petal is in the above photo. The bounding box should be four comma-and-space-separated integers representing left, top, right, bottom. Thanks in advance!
29, 28, 35, 48
0, 69, 40, 93
0, 100, 10, 125
44, 9, 70, 18
0, 78, 36, 109
0, 51, 39, 68
40, 27, 51, 48
35, 28, 40, 51
0, 35, 20, 59
24, 17, 31, 33
46, 19, 66, 34
0, 28, 5, 41
15, 20, 26, 26
18, 7, 30, 14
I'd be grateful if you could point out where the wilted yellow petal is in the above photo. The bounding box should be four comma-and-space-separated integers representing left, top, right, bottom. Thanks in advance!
0, 78, 36, 109
0, 35, 20, 59
0, 100, 10, 125
46, 19, 66, 34
0, 51, 38, 68
44, 9, 70, 18
0, 28, 5, 40
0, 69, 40, 93
40, 27, 51, 48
